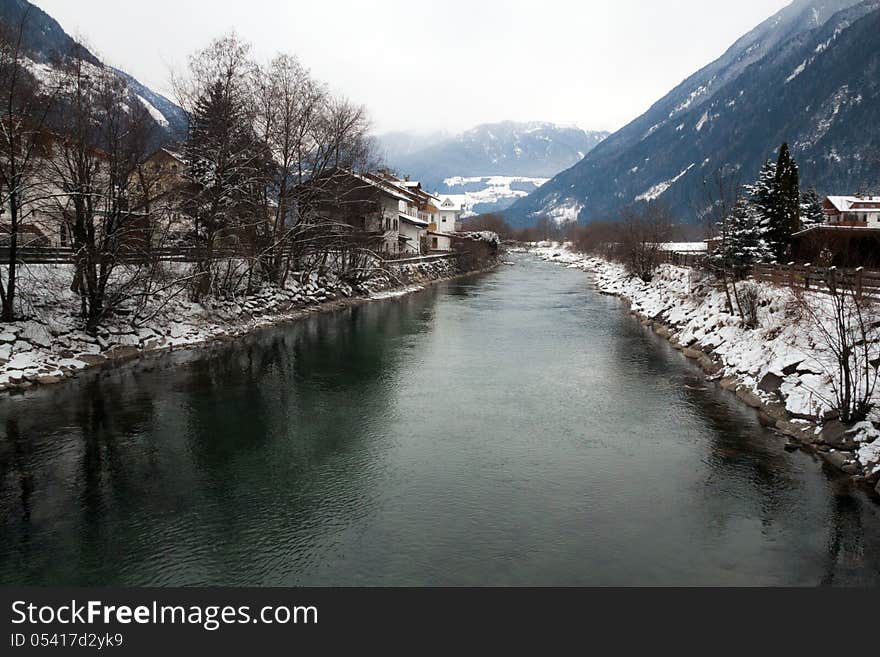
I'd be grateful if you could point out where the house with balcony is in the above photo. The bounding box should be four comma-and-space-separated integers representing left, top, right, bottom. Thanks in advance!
791, 194, 880, 267
822, 195, 880, 226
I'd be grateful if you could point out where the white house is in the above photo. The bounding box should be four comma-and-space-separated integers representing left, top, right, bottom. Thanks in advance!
823, 195, 880, 227
434, 197, 464, 233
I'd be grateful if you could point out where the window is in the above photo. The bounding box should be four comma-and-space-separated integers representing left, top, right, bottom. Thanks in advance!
431, 237, 438, 249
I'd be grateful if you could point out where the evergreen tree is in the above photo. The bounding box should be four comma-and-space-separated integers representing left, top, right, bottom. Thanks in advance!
799, 187, 824, 230
745, 158, 777, 224
183, 79, 268, 298
711, 196, 772, 276
184, 79, 265, 244
768, 142, 800, 261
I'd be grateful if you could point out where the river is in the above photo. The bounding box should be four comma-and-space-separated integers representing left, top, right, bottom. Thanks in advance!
1, 253, 879, 585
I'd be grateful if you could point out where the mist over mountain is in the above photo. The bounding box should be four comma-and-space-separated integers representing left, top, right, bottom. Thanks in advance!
378, 121, 608, 190
376, 121, 608, 215
505, 0, 880, 227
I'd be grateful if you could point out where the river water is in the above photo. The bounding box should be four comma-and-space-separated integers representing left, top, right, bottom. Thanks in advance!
1, 254, 879, 585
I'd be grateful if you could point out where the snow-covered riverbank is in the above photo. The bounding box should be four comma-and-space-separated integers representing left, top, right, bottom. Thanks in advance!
531, 243, 880, 493
0, 256, 487, 393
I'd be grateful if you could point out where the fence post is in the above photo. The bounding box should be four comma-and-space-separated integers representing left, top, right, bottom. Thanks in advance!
856, 267, 863, 300
804, 263, 810, 291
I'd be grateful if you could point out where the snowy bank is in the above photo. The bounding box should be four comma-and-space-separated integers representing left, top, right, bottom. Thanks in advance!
533, 243, 880, 494
0, 255, 493, 393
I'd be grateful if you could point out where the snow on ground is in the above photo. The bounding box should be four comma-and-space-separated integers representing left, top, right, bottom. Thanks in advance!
136, 95, 170, 127
440, 175, 549, 217
635, 164, 695, 202
0, 257, 464, 392
656, 242, 707, 252
531, 242, 880, 482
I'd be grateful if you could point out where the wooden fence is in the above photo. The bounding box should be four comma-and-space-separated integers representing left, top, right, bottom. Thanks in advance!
658, 250, 706, 268
752, 263, 880, 300
657, 248, 880, 300
379, 253, 458, 266
0, 245, 460, 268
0, 245, 288, 265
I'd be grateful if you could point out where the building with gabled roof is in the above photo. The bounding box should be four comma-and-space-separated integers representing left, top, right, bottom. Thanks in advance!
823, 195, 880, 227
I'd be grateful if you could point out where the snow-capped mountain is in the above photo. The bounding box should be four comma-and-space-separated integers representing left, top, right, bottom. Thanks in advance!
0, 0, 187, 144
382, 121, 608, 186
505, 0, 880, 227
378, 121, 608, 215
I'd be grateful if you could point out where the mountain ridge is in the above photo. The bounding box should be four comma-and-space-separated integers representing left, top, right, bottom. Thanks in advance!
505, 0, 880, 227
0, 0, 188, 144
379, 120, 609, 190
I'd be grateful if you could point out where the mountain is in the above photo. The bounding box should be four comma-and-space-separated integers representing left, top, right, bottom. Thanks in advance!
505, 0, 880, 227
378, 121, 608, 215
0, 0, 187, 143
379, 121, 607, 188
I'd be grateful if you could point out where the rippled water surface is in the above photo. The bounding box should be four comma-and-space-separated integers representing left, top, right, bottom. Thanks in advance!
1, 255, 879, 585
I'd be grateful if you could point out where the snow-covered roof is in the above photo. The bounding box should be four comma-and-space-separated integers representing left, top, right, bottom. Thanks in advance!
436, 197, 463, 212
656, 242, 708, 252
825, 195, 880, 212
399, 213, 429, 227
792, 225, 880, 237
350, 172, 411, 202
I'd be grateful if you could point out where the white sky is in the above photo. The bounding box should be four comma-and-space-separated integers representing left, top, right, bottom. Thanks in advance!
31, 0, 791, 135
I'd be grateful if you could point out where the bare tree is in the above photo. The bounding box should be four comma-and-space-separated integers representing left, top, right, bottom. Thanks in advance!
795, 274, 880, 423
617, 202, 674, 282
44, 46, 155, 332
698, 165, 742, 314
0, 8, 59, 321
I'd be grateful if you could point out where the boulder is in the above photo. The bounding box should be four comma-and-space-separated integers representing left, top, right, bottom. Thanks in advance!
781, 361, 802, 376
821, 450, 853, 471
697, 355, 722, 375
682, 347, 703, 360
76, 353, 106, 366
757, 411, 777, 428
33, 375, 63, 385
735, 387, 763, 409
719, 376, 739, 391
758, 372, 783, 394
18, 321, 52, 348
820, 420, 858, 450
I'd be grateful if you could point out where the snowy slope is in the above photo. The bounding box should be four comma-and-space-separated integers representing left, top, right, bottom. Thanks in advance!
506, 0, 880, 227
0, 0, 187, 143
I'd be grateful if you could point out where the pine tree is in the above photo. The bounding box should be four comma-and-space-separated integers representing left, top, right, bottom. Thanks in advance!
184, 80, 265, 243
768, 142, 800, 261
711, 196, 772, 276
745, 158, 777, 224
799, 187, 824, 230
183, 79, 267, 298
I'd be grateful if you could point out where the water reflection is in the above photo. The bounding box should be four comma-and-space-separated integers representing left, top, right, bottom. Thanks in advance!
0, 256, 879, 585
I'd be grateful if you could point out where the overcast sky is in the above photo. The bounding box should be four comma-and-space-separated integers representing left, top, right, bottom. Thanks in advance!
31, 0, 791, 136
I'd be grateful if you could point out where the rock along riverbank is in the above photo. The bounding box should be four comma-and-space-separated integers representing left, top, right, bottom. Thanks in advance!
528, 244, 880, 498
0, 255, 497, 394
